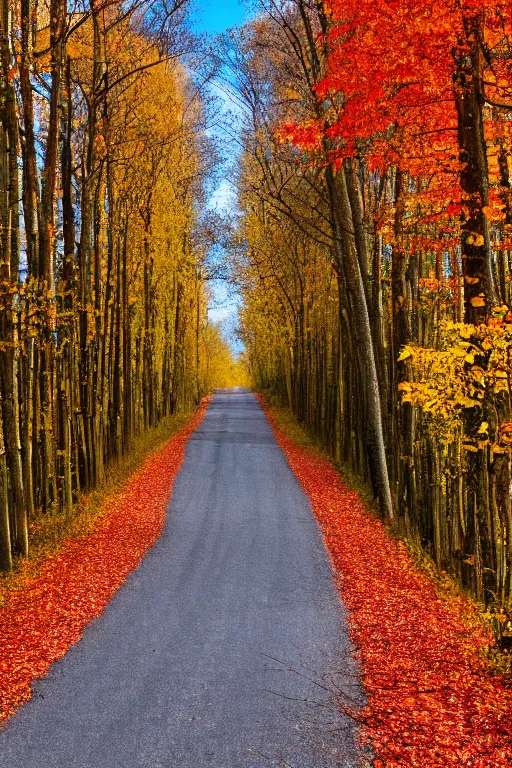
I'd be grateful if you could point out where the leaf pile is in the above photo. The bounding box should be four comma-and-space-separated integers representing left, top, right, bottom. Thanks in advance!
0, 400, 208, 725
259, 396, 512, 767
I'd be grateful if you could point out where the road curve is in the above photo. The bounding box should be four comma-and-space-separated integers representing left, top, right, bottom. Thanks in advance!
0, 390, 363, 767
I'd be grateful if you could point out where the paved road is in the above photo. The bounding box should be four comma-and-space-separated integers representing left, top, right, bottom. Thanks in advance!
0, 390, 363, 768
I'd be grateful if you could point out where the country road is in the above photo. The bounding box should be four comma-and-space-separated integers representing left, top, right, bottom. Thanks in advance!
0, 390, 363, 768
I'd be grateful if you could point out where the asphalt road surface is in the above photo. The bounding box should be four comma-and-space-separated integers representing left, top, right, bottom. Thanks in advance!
0, 390, 364, 768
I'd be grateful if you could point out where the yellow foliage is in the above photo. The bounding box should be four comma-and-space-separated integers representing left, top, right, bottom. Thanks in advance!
398, 319, 512, 450
199, 325, 249, 392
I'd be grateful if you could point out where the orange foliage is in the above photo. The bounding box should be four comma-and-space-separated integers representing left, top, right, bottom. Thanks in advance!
281, 0, 512, 228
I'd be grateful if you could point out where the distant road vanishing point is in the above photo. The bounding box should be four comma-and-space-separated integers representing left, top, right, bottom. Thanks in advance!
0, 390, 363, 768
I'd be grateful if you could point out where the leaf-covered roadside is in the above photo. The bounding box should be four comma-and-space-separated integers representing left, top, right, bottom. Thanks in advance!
0, 400, 208, 726
258, 396, 512, 767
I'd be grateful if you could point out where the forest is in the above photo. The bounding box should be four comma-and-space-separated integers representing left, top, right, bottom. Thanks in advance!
231, 0, 512, 639
0, 0, 511, 640
0, 1, 512, 765
0, 0, 511, 641
0, 0, 245, 572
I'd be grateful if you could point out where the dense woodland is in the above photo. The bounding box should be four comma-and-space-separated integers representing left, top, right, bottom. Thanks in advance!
3, 0, 512, 645
232, 0, 512, 636
0, 0, 238, 571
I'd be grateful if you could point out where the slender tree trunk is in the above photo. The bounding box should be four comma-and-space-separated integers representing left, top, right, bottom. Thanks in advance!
0, 396, 11, 571
0, 4, 27, 555
327, 165, 394, 518
454, 18, 499, 321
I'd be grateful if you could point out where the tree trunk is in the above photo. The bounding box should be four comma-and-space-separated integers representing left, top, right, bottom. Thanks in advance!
454, 18, 499, 322
327, 164, 394, 519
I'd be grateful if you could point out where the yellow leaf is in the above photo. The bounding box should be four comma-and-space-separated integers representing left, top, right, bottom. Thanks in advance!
398, 347, 413, 362
477, 421, 489, 434
459, 325, 474, 339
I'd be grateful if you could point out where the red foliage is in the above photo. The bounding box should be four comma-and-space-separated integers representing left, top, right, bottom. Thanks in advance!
280, 0, 512, 229
258, 395, 512, 767
0, 400, 209, 725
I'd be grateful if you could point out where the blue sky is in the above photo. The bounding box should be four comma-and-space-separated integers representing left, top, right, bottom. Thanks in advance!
191, 1, 249, 350
193, 1, 248, 35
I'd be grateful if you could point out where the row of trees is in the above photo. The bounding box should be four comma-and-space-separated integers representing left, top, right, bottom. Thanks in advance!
0, 0, 230, 571
232, 0, 512, 632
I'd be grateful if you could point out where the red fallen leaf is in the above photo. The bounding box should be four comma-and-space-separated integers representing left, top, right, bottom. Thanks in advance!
0, 399, 209, 725
258, 395, 512, 768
